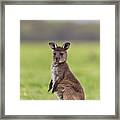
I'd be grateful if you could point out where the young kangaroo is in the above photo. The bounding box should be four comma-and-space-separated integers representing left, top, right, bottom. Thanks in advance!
48, 42, 85, 100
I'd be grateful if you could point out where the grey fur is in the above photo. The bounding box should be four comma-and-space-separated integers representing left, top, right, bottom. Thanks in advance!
48, 42, 85, 100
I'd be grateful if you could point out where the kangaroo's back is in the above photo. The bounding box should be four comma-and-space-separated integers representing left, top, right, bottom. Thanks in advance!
48, 42, 85, 100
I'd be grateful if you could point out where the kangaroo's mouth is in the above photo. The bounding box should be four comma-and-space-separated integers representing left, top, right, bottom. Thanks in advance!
59, 60, 64, 63
54, 61, 64, 65
55, 58, 62, 63
54, 61, 60, 64
54, 58, 65, 64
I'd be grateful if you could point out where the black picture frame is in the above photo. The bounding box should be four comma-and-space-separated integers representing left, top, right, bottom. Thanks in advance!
0, 0, 119, 119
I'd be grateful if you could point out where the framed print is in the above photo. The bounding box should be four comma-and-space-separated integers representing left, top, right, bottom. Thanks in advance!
0, 0, 120, 119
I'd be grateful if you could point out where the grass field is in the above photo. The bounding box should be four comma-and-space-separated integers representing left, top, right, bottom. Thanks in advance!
20, 42, 100, 100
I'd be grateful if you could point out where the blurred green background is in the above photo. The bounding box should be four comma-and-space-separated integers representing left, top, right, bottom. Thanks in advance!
20, 20, 100, 100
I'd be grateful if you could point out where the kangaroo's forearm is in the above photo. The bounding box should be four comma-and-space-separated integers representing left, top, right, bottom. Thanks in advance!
48, 79, 53, 92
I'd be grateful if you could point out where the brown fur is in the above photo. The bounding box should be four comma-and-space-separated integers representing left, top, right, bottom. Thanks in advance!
53, 63, 85, 100
48, 42, 85, 100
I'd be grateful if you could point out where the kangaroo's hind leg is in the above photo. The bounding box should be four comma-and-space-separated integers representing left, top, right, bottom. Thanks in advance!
63, 87, 83, 100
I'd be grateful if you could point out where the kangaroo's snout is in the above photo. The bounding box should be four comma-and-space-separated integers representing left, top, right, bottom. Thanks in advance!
55, 56, 59, 63
55, 57, 59, 61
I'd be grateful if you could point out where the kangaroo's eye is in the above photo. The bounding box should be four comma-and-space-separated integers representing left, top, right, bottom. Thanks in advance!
60, 53, 64, 56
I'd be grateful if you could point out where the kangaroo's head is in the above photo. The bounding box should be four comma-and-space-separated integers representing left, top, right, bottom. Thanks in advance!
49, 42, 70, 64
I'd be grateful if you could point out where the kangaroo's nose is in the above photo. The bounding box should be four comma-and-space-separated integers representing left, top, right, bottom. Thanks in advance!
56, 57, 59, 62
56, 57, 58, 60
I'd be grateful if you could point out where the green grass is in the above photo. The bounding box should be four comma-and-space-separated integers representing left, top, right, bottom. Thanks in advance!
20, 42, 100, 100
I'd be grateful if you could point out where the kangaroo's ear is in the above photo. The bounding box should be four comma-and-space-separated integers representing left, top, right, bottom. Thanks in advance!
49, 42, 57, 50
62, 42, 70, 50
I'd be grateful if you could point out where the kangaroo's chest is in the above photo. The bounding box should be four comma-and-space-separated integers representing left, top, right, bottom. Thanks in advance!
52, 66, 59, 86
